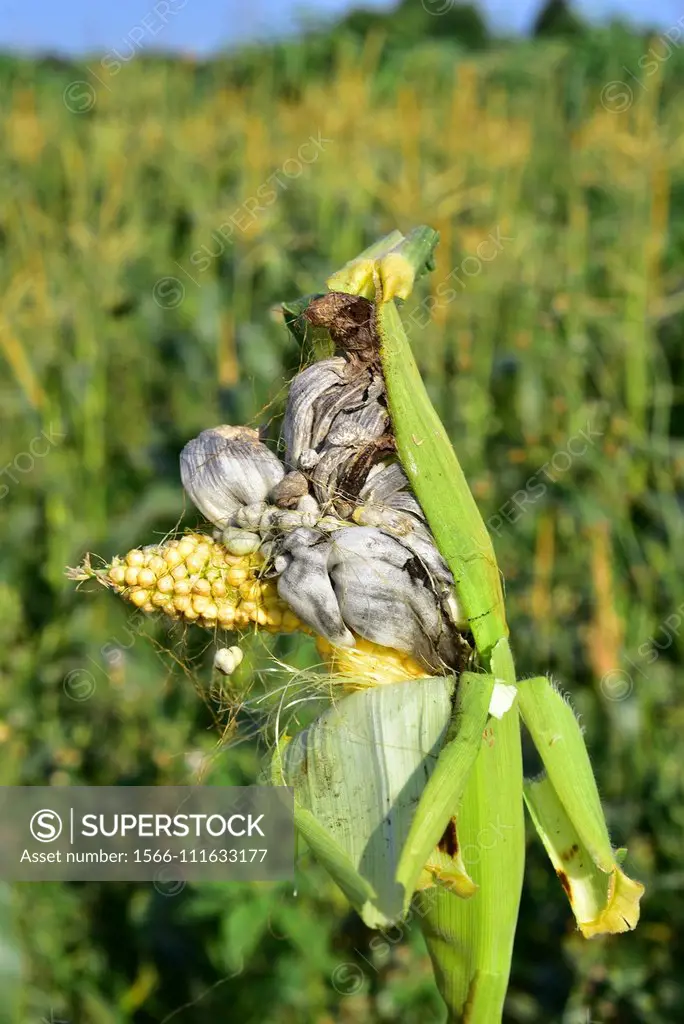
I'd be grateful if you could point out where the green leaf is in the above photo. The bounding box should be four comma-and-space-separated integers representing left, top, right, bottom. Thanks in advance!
221, 896, 273, 971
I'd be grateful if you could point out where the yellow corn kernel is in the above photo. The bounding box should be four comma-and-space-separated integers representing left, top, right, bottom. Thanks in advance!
177, 537, 196, 558
226, 567, 248, 586
239, 580, 263, 601
186, 553, 207, 573
282, 611, 301, 632
263, 606, 282, 628
97, 534, 307, 641
164, 548, 183, 568
217, 603, 236, 625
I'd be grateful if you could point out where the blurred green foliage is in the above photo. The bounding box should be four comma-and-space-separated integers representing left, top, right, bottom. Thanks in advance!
0, 12, 683, 1023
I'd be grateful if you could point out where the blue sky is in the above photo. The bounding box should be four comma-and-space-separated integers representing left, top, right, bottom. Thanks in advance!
0, 0, 680, 55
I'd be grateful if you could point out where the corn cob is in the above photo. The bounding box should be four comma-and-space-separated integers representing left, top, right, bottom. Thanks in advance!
76, 533, 302, 633
73, 534, 427, 688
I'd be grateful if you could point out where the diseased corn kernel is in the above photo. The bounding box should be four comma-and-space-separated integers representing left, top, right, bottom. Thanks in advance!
125, 567, 140, 586
157, 575, 174, 593
192, 578, 211, 596
143, 601, 155, 613
173, 579, 191, 596
174, 595, 191, 612
211, 581, 226, 598
126, 550, 145, 567
152, 592, 170, 607
192, 595, 210, 615
138, 568, 156, 588
171, 564, 188, 581
130, 589, 149, 607
109, 566, 126, 585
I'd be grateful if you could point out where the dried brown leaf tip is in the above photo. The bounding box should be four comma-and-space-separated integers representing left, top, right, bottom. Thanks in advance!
303, 293, 378, 367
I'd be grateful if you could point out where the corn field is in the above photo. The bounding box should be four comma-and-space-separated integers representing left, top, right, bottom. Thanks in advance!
0, 25, 683, 1023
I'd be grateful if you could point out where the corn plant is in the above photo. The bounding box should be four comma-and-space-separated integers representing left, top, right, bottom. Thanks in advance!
71, 227, 644, 1022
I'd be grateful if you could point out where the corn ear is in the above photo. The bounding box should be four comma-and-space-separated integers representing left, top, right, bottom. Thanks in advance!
72, 533, 301, 633
518, 676, 644, 936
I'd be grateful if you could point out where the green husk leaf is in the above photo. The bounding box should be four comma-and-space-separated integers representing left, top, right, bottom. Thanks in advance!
396, 671, 495, 899
375, 299, 508, 659
293, 804, 378, 911
519, 676, 644, 935
278, 675, 457, 927
416, 707, 525, 1022
518, 676, 615, 871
